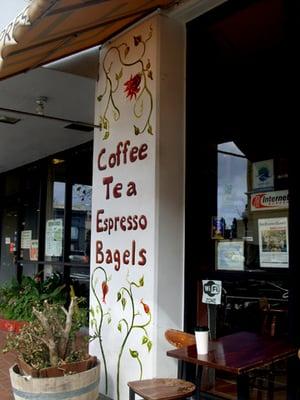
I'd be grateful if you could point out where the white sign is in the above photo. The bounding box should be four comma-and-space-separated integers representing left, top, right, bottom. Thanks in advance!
252, 159, 274, 191
5, 237, 10, 244
258, 217, 288, 268
45, 219, 63, 257
202, 280, 222, 305
251, 190, 289, 211
21, 230, 32, 249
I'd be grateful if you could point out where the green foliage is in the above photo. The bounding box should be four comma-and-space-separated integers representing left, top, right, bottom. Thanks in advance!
0, 273, 67, 322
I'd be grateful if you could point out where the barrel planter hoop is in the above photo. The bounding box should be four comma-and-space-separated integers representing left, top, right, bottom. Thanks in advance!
9, 362, 100, 400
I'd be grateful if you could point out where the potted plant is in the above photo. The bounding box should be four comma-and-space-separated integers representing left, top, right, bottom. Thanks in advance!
3, 297, 99, 400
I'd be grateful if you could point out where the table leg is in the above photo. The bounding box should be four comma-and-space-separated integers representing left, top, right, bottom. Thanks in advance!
237, 374, 250, 400
195, 365, 203, 400
287, 355, 300, 399
129, 387, 135, 400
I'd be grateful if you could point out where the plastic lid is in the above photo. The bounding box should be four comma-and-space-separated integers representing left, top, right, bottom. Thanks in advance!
195, 326, 209, 331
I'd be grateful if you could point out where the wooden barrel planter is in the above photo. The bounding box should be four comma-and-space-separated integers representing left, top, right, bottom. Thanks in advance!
9, 360, 100, 400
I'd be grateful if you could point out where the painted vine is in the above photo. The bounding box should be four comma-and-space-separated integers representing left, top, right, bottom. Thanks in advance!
97, 26, 154, 139
90, 266, 111, 395
116, 275, 152, 400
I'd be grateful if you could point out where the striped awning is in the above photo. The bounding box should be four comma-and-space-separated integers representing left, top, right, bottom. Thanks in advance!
0, 0, 177, 80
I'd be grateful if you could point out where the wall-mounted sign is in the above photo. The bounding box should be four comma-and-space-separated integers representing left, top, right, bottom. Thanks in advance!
202, 280, 222, 305
251, 190, 289, 211
252, 159, 274, 191
258, 217, 288, 268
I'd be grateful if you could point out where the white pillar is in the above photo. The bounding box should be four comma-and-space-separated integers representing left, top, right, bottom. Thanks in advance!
90, 14, 185, 399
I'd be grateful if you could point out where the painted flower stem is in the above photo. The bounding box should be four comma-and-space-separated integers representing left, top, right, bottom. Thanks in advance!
137, 355, 143, 380
117, 286, 134, 400
91, 266, 109, 394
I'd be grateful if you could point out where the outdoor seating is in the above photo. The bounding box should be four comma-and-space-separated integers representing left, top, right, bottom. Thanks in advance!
127, 330, 196, 400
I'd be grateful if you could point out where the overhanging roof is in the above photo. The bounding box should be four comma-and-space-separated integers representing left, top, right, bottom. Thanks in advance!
0, 0, 177, 80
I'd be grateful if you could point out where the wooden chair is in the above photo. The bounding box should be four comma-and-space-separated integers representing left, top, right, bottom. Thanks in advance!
250, 303, 288, 400
127, 330, 196, 400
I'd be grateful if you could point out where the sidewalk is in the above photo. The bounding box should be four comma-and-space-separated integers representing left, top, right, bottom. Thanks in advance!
0, 330, 16, 400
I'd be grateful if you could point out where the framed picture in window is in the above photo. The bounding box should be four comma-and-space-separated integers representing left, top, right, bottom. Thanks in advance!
258, 217, 288, 268
216, 240, 245, 271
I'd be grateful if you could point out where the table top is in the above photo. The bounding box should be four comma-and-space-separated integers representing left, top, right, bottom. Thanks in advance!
167, 331, 297, 375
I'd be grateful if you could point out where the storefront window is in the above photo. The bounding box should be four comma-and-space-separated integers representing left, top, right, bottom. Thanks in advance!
0, 142, 92, 291
45, 162, 66, 268
69, 184, 91, 264
215, 142, 288, 271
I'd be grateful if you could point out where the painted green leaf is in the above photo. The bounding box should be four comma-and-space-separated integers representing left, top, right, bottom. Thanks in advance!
117, 322, 122, 332
115, 69, 123, 81
103, 120, 108, 129
129, 349, 139, 358
134, 125, 140, 135
142, 336, 148, 344
103, 131, 110, 140
148, 70, 153, 80
121, 297, 127, 310
146, 59, 151, 70
147, 340, 153, 352
97, 94, 103, 102
139, 276, 144, 287
147, 124, 153, 135
107, 316, 112, 324
117, 292, 121, 302
113, 110, 119, 121
90, 308, 95, 318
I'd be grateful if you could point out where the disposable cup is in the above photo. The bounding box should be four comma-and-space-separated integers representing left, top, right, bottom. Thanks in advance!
195, 326, 209, 355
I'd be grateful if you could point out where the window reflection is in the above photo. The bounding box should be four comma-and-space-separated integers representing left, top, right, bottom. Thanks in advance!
69, 184, 92, 264
217, 144, 247, 240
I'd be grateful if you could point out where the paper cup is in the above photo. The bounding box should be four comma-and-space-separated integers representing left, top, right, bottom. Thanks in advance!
195, 326, 209, 355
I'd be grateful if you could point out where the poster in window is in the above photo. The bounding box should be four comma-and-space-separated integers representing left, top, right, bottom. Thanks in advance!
21, 230, 32, 249
45, 219, 63, 257
30, 240, 39, 261
217, 240, 244, 271
258, 217, 288, 268
211, 216, 225, 239
252, 159, 274, 191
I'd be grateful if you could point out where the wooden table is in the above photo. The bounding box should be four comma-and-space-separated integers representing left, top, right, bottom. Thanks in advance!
167, 331, 297, 400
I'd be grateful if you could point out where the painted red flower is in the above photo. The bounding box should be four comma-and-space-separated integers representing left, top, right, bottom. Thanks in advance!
124, 73, 141, 100
140, 299, 150, 314
102, 281, 109, 303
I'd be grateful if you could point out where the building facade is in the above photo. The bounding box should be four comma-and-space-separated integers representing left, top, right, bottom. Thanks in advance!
0, 0, 299, 398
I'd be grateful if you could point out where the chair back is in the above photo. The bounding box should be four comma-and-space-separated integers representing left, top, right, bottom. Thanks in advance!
165, 329, 195, 349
